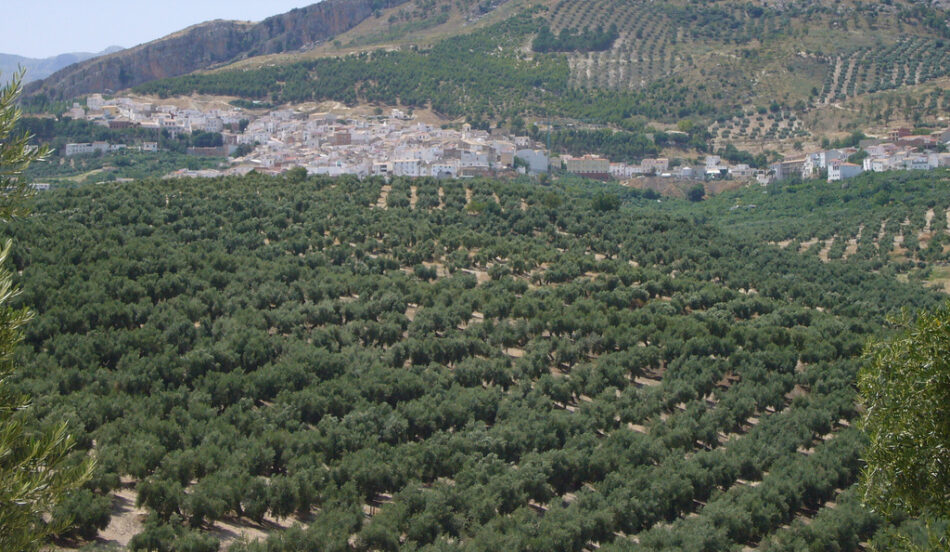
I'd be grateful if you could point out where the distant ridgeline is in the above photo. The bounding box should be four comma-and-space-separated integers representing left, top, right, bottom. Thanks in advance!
12, 0, 949, 139
133, 0, 950, 130
23, 0, 414, 101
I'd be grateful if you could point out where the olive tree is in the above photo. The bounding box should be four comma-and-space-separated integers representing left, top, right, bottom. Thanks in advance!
0, 69, 93, 551
859, 302, 950, 549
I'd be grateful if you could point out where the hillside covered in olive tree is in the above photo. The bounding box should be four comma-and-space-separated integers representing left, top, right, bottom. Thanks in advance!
6, 170, 947, 550
127, 0, 950, 144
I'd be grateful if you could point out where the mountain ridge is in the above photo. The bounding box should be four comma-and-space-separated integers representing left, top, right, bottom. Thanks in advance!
0, 46, 123, 83
25, 0, 411, 100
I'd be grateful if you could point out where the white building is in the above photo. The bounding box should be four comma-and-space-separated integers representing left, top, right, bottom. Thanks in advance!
86, 94, 105, 111
372, 162, 393, 176
863, 157, 892, 173
460, 150, 490, 168
642, 158, 669, 174
430, 160, 460, 178
729, 164, 755, 178
515, 149, 548, 174
828, 161, 863, 182
65, 143, 94, 156
610, 163, 637, 179
393, 159, 424, 177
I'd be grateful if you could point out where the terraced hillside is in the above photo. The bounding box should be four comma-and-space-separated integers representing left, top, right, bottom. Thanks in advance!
667, 169, 950, 293
6, 174, 945, 550
126, 0, 949, 139
539, 0, 950, 98
709, 107, 809, 150
819, 37, 950, 104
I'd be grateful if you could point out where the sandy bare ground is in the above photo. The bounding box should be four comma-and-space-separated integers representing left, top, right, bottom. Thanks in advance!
520, 198, 528, 211
818, 236, 836, 262
95, 485, 147, 548
423, 261, 449, 278
375, 184, 391, 209
893, 232, 905, 249
504, 347, 525, 358
774, 239, 792, 249
209, 514, 303, 548
843, 224, 863, 259
634, 376, 662, 387
492, 192, 501, 205
875, 219, 888, 248
465, 187, 473, 207
798, 237, 819, 253
437, 187, 445, 209
410, 186, 418, 209
462, 267, 491, 284
919, 208, 935, 247
128, 93, 243, 112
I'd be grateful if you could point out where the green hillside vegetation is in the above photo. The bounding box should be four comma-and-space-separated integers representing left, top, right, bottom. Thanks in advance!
532, 24, 619, 53
23, 150, 225, 185
15, 117, 233, 156
135, 13, 709, 126
668, 170, 950, 269
132, 0, 950, 137
5, 172, 946, 550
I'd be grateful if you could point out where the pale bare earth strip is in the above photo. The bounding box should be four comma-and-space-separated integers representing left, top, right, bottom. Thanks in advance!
375, 184, 391, 209
798, 237, 819, 253
875, 219, 888, 249
825, 57, 843, 103
918, 208, 935, 246
843, 224, 863, 259
894, 218, 911, 252
209, 515, 301, 548
818, 236, 836, 262
410, 185, 418, 210
96, 485, 146, 548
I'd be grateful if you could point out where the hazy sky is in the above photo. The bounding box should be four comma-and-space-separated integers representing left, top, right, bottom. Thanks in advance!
1, 1, 318, 58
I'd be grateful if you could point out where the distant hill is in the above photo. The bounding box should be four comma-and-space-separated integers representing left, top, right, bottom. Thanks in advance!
129, 0, 950, 148
0, 46, 123, 83
24, 0, 411, 100
25, 0, 950, 149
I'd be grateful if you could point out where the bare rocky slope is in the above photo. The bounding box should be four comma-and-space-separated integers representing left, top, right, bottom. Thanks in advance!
25, 0, 409, 100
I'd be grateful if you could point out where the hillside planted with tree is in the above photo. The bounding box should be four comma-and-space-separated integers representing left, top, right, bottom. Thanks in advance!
126, 0, 950, 136
4, 170, 946, 550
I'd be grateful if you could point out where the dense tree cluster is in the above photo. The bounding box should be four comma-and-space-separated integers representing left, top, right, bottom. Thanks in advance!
133, 13, 724, 125
674, 169, 950, 267
4, 171, 944, 550
532, 24, 619, 53
16, 117, 224, 156
541, 128, 658, 163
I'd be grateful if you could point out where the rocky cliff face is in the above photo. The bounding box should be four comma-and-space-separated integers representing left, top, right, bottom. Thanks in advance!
26, 0, 408, 100
248, 0, 394, 56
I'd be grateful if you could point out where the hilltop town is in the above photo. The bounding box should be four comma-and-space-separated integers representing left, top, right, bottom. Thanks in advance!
59, 94, 950, 187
